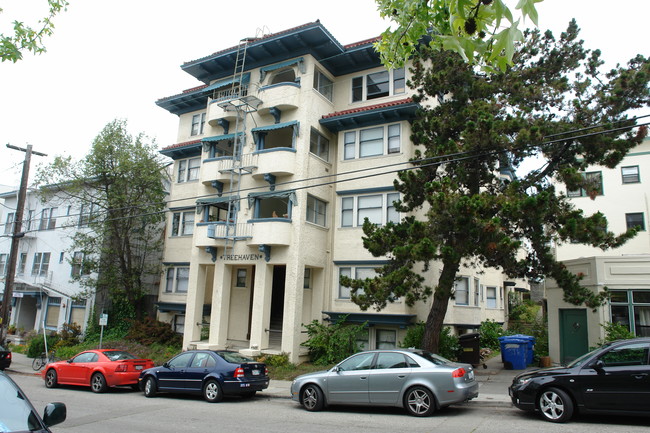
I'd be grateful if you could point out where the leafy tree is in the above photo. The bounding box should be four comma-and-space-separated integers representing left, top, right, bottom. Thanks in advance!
35, 119, 168, 320
375, 0, 542, 71
1, 0, 69, 62
342, 21, 649, 352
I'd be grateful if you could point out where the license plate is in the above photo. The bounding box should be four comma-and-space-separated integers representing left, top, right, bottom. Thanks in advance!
252, 369, 260, 376
135, 365, 143, 370
468, 371, 474, 380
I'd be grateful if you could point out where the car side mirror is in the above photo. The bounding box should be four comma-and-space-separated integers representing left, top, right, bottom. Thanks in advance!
331, 366, 340, 373
593, 360, 605, 370
163, 362, 169, 368
42, 402, 66, 427
66, 359, 72, 364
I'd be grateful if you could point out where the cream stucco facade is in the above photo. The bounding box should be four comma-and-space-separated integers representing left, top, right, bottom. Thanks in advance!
155, 22, 524, 363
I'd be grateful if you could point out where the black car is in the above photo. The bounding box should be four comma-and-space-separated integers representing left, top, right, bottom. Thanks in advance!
0, 345, 11, 370
509, 337, 650, 423
0, 371, 66, 432
139, 350, 269, 402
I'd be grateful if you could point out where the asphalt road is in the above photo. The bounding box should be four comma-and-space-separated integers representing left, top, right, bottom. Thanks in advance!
7, 372, 650, 433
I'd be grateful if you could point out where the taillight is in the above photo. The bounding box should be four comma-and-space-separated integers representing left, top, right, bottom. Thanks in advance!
234, 367, 245, 378
451, 368, 466, 378
115, 364, 127, 372
264, 366, 269, 376
7, 353, 11, 360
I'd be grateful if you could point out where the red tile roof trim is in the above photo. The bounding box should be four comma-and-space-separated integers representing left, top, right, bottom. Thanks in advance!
344, 36, 381, 49
161, 139, 202, 152
322, 98, 414, 119
157, 84, 208, 103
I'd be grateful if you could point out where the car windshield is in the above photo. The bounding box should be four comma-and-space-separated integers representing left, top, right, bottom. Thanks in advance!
566, 347, 602, 368
413, 350, 452, 366
216, 351, 254, 364
104, 351, 137, 361
0, 374, 43, 432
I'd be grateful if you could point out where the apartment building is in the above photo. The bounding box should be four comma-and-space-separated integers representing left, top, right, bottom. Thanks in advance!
547, 138, 650, 363
156, 22, 524, 362
0, 189, 93, 336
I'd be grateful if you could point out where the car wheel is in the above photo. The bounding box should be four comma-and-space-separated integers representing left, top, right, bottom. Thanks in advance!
538, 387, 574, 423
90, 372, 108, 393
301, 384, 324, 412
144, 376, 157, 398
203, 379, 223, 403
45, 369, 58, 388
404, 386, 436, 417
241, 391, 256, 399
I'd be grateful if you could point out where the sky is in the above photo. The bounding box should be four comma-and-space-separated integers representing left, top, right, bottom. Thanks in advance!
0, 0, 648, 190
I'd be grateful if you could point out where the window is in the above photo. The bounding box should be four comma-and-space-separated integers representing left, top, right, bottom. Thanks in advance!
486, 286, 497, 308
342, 124, 401, 159
610, 290, 650, 337
306, 195, 327, 227
171, 211, 195, 236
598, 342, 649, 367
45, 297, 61, 329
351, 67, 405, 102
236, 269, 247, 287
270, 69, 295, 85
174, 315, 185, 334
0, 254, 6, 276
25, 210, 34, 231
376, 329, 397, 349
18, 253, 26, 274
309, 129, 330, 161
455, 277, 469, 305
474, 278, 481, 305
621, 165, 640, 184
338, 352, 375, 371
340, 192, 400, 227
253, 194, 292, 219
626, 212, 645, 231
4, 212, 14, 234
338, 266, 375, 299
177, 157, 200, 183
376, 352, 408, 369
39, 207, 57, 230
303, 268, 311, 289
69, 299, 87, 326
71, 252, 84, 277
191, 113, 206, 136
59, 252, 64, 264
79, 203, 94, 227
31, 252, 51, 276
165, 267, 190, 293
567, 171, 603, 197
313, 69, 333, 101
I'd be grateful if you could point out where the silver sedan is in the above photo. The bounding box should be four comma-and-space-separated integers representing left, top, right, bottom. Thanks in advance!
290, 349, 478, 417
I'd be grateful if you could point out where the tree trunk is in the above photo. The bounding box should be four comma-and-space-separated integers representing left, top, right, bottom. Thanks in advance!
421, 258, 459, 353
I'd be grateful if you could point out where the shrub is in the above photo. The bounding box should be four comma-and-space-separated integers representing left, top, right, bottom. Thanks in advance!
438, 327, 460, 361
301, 317, 367, 365
54, 323, 83, 349
479, 319, 506, 351
602, 322, 635, 343
26, 333, 60, 358
125, 317, 182, 347
400, 321, 425, 349
259, 352, 292, 368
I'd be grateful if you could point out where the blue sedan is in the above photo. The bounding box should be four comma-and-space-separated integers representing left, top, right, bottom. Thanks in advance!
139, 350, 269, 402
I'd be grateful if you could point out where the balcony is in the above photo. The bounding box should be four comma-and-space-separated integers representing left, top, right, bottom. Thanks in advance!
257, 82, 300, 115
248, 219, 292, 246
251, 148, 296, 179
194, 223, 226, 248
200, 154, 258, 186
194, 222, 253, 248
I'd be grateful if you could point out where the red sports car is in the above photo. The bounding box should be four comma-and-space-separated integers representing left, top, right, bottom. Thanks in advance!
42, 349, 154, 393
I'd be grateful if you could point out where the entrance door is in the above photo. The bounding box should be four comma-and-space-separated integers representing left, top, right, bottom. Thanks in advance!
269, 265, 286, 347
559, 309, 588, 364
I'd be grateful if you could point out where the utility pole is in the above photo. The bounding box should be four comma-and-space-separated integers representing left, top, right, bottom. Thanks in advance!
0, 144, 47, 345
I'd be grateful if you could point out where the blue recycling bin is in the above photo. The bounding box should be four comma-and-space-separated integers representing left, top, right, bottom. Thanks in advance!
499, 336, 529, 370
509, 334, 536, 364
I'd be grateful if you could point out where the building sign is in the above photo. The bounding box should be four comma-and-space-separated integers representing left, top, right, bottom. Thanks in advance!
12, 292, 23, 298
219, 253, 264, 261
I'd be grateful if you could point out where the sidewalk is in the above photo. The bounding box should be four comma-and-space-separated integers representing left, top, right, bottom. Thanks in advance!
5, 351, 534, 408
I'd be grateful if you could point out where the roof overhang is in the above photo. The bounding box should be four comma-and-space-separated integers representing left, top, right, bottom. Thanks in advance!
323, 311, 417, 328
320, 99, 419, 133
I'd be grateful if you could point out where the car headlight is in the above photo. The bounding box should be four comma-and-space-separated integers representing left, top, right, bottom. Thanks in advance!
515, 377, 532, 386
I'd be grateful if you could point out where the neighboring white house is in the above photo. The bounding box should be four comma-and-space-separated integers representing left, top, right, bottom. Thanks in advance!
547, 138, 650, 364
154, 22, 529, 363
0, 188, 94, 335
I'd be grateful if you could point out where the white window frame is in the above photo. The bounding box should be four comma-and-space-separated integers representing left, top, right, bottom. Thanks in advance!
340, 192, 400, 228
309, 128, 330, 162
39, 207, 57, 230
351, 67, 405, 102
454, 277, 470, 305
165, 267, 189, 293
342, 123, 401, 160
306, 195, 327, 227
338, 266, 375, 299
171, 210, 195, 236
191, 112, 206, 136
621, 165, 640, 184
4, 212, 14, 234
177, 157, 200, 183
486, 286, 497, 309
313, 69, 333, 101
31, 252, 51, 276
0, 254, 7, 276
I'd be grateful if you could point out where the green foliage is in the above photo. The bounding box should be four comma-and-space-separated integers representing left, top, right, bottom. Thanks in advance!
53, 323, 82, 349
259, 352, 292, 368
34, 119, 168, 319
301, 318, 367, 365
1, 0, 69, 62
508, 295, 539, 322
83, 301, 135, 343
601, 322, 635, 343
400, 321, 426, 349
126, 317, 182, 347
375, 0, 543, 71
26, 333, 60, 358
479, 319, 506, 351
438, 327, 460, 361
